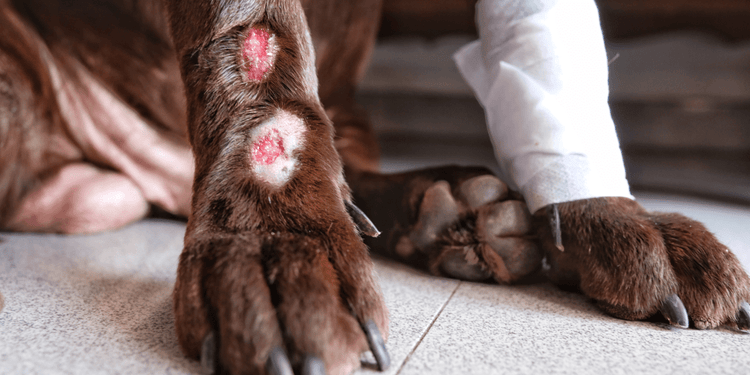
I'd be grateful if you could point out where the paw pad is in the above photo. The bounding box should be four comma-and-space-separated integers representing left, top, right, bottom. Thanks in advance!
409, 181, 460, 250
458, 175, 508, 210
404, 175, 541, 283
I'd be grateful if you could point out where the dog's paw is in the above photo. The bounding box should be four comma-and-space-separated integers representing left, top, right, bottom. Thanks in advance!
174, 225, 389, 375
536, 197, 750, 331
355, 166, 541, 283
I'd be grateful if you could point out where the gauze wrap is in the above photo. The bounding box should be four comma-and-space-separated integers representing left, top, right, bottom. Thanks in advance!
453, 0, 633, 213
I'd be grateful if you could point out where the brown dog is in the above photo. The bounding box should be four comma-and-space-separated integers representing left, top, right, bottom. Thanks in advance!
0, 0, 749, 374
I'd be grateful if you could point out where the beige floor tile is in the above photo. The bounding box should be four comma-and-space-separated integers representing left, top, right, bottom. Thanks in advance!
393, 193, 750, 375
356, 259, 459, 375
399, 280, 750, 375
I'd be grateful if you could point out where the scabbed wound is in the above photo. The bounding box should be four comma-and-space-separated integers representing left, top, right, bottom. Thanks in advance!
242, 28, 275, 81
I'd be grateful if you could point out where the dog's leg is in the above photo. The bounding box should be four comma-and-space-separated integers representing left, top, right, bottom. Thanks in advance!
165, 1, 389, 373
0, 4, 153, 233
464, 0, 749, 329
0, 5, 52, 228
303, 0, 384, 174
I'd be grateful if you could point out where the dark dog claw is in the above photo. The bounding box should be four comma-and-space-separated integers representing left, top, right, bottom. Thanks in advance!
548, 204, 564, 252
346, 201, 381, 237
737, 301, 750, 330
362, 319, 390, 371
266, 346, 294, 375
200, 331, 217, 373
660, 294, 689, 329
301, 355, 326, 375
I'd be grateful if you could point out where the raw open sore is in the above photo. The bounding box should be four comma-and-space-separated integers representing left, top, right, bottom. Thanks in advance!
242, 27, 277, 81
249, 110, 306, 186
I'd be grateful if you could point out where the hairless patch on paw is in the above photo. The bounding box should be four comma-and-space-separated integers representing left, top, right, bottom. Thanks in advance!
242, 27, 278, 81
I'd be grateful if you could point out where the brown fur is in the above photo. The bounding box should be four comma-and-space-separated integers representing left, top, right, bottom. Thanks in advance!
1, 0, 749, 373
164, 1, 388, 373
0, 2, 68, 224
535, 198, 750, 329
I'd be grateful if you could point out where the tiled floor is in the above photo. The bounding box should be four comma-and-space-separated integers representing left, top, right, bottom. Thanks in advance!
358, 192, 750, 375
2, 157, 749, 375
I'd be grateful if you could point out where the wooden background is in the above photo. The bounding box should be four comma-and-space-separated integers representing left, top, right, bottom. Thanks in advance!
379, 0, 750, 41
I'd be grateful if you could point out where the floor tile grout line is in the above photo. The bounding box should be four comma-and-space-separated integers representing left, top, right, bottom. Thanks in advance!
394, 280, 462, 375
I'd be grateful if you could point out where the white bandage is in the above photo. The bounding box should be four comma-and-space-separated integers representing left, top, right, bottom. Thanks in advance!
453, 0, 633, 213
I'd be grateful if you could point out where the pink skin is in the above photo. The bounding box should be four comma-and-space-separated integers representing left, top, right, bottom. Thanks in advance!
7, 163, 151, 234
252, 129, 285, 165
248, 110, 307, 187
10, 28, 282, 234
8, 52, 195, 234
242, 28, 273, 81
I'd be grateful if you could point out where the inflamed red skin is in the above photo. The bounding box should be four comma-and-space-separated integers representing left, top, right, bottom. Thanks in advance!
242, 27, 277, 81
0, 0, 748, 374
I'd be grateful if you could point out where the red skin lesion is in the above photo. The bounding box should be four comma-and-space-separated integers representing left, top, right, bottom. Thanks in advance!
252, 129, 285, 165
242, 28, 273, 81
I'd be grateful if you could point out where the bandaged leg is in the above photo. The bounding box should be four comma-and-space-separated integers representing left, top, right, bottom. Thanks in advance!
454, 0, 632, 213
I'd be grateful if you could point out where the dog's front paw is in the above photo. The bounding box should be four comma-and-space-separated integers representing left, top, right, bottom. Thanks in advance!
354, 166, 542, 283
536, 197, 750, 330
174, 222, 389, 375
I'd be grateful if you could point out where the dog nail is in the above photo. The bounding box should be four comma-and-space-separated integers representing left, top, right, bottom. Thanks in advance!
346, 201, 381, 237
548, 204, 564, 252
200, 331, 217, 373
737, 301, 750, 330
362, 319, 390, 371
266, 346, 294, 375
301, 355, 326, 375
660, 294, 689, 329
